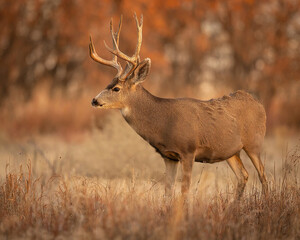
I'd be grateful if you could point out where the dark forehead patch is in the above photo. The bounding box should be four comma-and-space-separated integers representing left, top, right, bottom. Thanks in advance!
106, 78, 119, 89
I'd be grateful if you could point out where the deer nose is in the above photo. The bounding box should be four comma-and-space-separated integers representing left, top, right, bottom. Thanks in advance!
91, 98, 98, 106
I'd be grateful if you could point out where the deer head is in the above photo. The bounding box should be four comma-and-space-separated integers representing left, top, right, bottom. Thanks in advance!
90, 14, 151, 109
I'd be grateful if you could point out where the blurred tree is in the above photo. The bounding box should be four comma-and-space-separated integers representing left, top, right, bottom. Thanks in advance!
0, 0, 299, 133
214, 0, 300, 109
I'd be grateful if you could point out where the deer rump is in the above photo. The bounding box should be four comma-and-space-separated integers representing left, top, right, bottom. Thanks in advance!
146, 91, 264, 164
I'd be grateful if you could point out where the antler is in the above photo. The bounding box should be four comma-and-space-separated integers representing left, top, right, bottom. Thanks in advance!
89, 16, 123, 77
89, 13, 143, 81
104, 13, 143, 80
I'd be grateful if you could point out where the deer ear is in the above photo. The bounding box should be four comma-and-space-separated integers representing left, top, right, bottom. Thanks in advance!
132, 58, 151, 84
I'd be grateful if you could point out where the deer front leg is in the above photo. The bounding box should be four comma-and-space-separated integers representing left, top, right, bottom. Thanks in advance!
180, 155, 194, 198
164, 158, 179, 198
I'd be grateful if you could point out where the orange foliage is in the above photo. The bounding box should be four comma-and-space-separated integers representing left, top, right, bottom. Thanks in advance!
0, 0, 300, 137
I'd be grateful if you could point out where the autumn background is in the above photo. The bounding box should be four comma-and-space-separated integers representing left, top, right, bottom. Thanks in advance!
0, 0, 300, 239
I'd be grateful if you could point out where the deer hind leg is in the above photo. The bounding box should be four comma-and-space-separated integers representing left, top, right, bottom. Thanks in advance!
164, 158, 179, 198
245, 150, 268, 194
226, 154, 249, 199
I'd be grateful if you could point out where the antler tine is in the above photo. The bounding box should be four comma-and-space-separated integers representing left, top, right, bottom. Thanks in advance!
92, 14, 144, 81
89, 36, 113, 67
89, 36, 122, 76
104, 13, 143, 67
104, 39, 136, 65
116, 15, 123, 45
110, 15, 123, 63
119, 13, 143, 80
133, 13, 143, 63
89, 17, 124, 77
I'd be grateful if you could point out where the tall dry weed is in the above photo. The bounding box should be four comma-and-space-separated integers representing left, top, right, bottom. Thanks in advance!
0, 150, 299, 240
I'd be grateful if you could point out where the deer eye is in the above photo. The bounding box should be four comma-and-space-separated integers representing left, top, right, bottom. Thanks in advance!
112, 87, 120, 92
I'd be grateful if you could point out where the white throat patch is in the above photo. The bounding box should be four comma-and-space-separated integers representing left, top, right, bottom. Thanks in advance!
121, 107, 131, 117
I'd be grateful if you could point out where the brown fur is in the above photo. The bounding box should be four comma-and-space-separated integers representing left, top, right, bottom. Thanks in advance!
93, 81, 268, 198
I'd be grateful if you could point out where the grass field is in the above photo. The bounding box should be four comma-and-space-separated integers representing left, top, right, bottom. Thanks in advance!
0, 113, 299, 239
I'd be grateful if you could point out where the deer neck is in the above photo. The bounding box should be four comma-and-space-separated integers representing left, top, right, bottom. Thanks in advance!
121, 86, 161, 141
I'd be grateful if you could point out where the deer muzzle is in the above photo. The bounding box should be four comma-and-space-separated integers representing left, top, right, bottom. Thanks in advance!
91, 98, 105, 107
91, 98, 98, 106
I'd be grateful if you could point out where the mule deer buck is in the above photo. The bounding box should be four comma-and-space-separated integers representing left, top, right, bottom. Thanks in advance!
89, 14, 268, 198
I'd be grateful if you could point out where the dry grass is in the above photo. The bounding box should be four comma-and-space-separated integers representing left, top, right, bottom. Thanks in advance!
0, 158, 299, 240
0, 114, 299, 239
